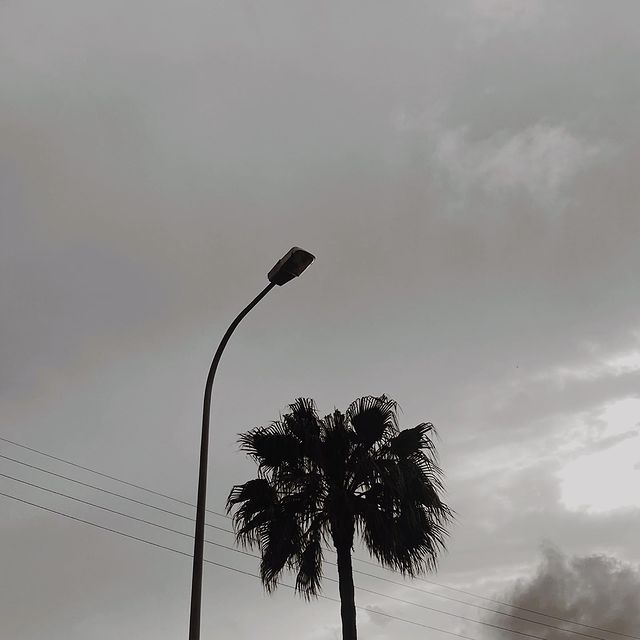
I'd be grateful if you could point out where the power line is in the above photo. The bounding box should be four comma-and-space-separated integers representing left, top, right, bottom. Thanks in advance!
0, 489, 194, 557
0, 436, 196, 508
0, 489, 480, 640
344, 566, 619, 640
0, 435, 228, 519
0, 453, 229, 535
382, 567, 637, 639
2, 437, 637, 640
0, 473, 621, 640
0, 471, 271, 566
0, 471, 229, 546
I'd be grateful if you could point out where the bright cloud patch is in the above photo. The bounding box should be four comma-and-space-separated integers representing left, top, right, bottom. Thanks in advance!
540, 349, 640, 386
434, 124, 605, 203
470, 0, 543, 26
558, 398, 640, 513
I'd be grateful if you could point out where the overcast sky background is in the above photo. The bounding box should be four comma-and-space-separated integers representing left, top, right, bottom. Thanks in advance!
2, 1, 640, 639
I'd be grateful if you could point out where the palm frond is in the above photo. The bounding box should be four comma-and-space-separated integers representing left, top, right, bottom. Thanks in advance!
285, 398, 321, 442
406, 452, 446, 491
354, 419, 452, 578
398, 504, 452, 574
320, 410, 352, 487
384, 422, 445, 492
294, 524, 324, 599
278, 469, 324, 523
260, 511, 302, 592
347, 395, 398, 448
388, 422, 436, 458
226, 477, 277, 513
226, 478, 279, 547
358, 496, 451, 576
238, 423, 303, 472
354, 489, 397, 561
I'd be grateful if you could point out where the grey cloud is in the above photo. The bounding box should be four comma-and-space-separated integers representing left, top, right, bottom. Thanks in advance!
426, 122, 609, 206
573, 428, 640, 457
439, 456, 640, 583
435, 361, 640, 467
489, 368, 640, 434
485, 546, 640, 638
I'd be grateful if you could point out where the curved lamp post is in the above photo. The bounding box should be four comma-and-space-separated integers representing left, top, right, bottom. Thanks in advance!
189, 247, 315, 640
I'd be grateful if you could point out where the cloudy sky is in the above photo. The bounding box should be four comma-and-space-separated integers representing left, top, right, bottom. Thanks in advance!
1, 1, 639, 638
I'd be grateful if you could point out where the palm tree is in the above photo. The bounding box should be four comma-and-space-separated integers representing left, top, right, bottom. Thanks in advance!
226, 395, 452, 640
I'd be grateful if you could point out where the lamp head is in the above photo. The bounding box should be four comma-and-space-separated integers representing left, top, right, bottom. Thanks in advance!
267, 247, 315, 286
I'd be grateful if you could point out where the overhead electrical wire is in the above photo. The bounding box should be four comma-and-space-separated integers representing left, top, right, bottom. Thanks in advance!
7, 486, 631, 640
2, 472, 617, 640
0, 453, 227, 536
0, 435, 198, 509
2, 437, 637, 640
0, 489, 482, 640
2, 474, 632, 640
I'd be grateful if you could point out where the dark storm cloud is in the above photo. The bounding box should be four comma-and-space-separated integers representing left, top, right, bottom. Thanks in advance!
485, 546, 640, 638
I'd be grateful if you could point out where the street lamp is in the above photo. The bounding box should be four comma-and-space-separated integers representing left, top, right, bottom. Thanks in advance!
188, 247, 315, 640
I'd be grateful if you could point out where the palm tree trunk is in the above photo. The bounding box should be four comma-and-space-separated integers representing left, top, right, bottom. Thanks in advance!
335, 543, 357, 640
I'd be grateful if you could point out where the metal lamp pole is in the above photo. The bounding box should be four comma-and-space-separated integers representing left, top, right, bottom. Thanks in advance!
188, 247, 315, 640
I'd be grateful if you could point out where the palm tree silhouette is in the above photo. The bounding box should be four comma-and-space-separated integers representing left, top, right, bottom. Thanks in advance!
226, 395, 452, 640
